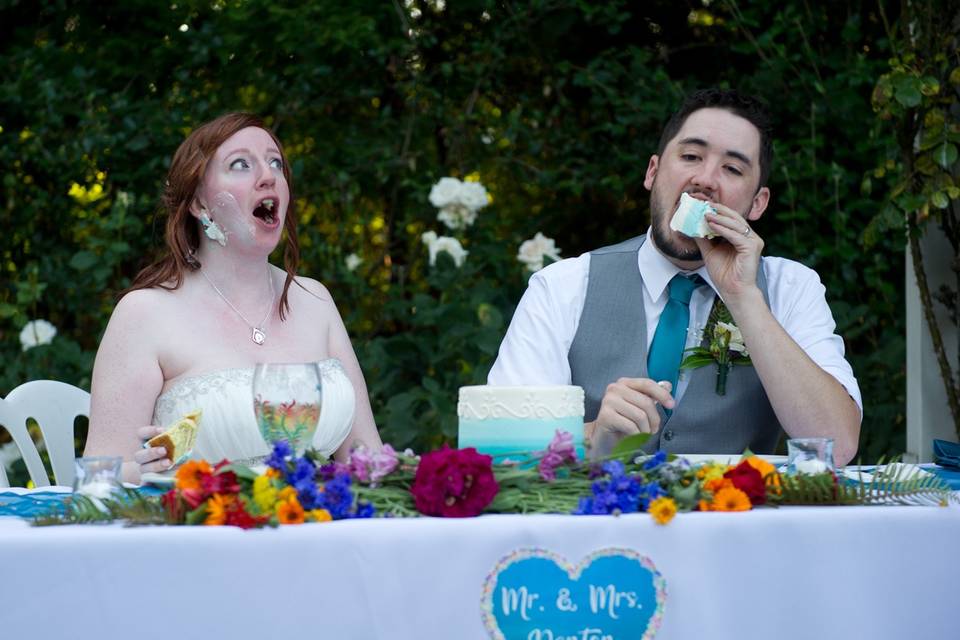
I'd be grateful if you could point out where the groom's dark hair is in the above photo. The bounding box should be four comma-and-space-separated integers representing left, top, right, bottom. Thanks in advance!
656, 88, 774, 188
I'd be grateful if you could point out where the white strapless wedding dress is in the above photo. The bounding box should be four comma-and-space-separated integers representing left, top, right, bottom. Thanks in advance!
152, 359, 355, 462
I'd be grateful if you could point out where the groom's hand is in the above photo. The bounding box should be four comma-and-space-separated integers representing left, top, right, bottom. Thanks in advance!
587, 378, 675, 445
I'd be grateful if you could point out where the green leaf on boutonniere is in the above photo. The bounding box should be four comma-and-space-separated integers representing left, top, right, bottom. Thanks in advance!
679, 299, 752, 396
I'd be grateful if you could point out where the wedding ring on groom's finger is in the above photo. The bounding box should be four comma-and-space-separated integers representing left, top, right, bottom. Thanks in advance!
743, 225, 752, 237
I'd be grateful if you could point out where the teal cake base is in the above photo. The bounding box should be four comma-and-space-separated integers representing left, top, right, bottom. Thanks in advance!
458, 417, 585, 461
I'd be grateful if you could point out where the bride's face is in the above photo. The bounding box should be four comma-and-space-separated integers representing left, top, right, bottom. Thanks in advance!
193, 126, 289, 253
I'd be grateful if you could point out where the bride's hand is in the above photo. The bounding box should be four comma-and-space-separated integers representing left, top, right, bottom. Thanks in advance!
132, 426, 172, 474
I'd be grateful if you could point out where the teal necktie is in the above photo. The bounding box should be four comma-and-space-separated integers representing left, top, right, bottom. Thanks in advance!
647, 274, 703, 394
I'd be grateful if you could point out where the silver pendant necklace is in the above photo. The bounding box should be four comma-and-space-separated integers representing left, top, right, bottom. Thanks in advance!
200, 268, 275, 345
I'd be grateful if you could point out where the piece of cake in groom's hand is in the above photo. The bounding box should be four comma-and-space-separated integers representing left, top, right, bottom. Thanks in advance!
669, 192, 718, 239
145, 410, 201, 466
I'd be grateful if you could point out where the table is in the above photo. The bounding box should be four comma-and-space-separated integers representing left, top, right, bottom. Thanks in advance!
1, 498, 958, 640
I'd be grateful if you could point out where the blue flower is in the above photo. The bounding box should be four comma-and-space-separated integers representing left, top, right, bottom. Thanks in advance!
642, 450, 667, 471
266, 441, 293, 471
319, 474, 355, 520
354, 502, 375, 518
287, 456, 316, 487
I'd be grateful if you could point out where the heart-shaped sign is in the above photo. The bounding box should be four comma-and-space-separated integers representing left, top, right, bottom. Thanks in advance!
481, 548, 666, 640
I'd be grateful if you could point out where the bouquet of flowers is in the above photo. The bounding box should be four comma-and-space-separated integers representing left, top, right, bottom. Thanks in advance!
35, 434, 955, 529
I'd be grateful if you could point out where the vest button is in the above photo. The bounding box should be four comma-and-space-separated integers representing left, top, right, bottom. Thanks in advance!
663, 429, 675, 442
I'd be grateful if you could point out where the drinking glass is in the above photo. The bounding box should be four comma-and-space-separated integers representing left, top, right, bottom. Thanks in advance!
73, 456, 123, 510
787, 437, 835, 475
253, 363, 323, 455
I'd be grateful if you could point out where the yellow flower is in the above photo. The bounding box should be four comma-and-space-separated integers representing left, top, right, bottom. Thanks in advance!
711, 487, 752, 512
648, 497, 677, 525
276, 495, 305, 524
252, 475, 278, 512
696, 462, 729, 483
204, 493, 235, 526
310, 509, 332, 523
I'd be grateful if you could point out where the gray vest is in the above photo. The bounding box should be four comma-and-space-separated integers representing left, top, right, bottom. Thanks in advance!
568, 235, 782, 454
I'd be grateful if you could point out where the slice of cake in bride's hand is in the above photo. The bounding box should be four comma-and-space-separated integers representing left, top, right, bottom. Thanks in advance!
457, 386, 585, 463
669, 192, 717, 239
145, 409, 201, 467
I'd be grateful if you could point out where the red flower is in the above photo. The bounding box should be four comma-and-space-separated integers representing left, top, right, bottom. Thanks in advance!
161, 489, 186, 522
410, 446, 499, 517
202, 464, 241, 495
724, 460, 767, 505
225, 500, 269, 530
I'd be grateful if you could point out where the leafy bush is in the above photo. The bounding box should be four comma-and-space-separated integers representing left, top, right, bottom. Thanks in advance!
1, 0, 910, 464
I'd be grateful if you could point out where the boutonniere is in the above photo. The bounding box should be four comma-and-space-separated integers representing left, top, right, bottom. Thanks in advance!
680, 300, 752, 395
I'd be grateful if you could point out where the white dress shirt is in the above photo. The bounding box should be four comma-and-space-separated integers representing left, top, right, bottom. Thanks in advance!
488, 229, 863, 414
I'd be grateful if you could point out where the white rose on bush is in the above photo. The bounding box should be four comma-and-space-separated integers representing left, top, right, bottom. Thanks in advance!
517, 232, 562, 272
20, 319, 57, 351
421, 231, 468, 267
345, 253, 362, 272
428, 176, 489, 230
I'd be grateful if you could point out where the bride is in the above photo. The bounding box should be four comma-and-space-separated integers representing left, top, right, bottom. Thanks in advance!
84, 113, 382, 483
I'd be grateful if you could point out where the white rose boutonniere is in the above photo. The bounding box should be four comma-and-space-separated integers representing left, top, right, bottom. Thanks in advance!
20, 319, 58, 352
517, 232, 562, 272
680, 301, 751, 395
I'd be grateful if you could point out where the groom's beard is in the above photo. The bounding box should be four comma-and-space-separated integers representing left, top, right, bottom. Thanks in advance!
648, 182, 702, 262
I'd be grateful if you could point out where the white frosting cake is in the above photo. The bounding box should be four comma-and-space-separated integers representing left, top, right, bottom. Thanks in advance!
669, 192, 717, 238
457, 386, 585, 460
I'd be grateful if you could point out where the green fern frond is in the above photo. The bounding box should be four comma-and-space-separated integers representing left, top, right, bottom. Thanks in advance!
33, 488, 168, 527
772, 467, 956, 507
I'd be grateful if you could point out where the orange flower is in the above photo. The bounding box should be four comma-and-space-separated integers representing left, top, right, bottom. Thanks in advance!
176, 460, 212, 491
278, 486, 297, 502
276, 495, 305, 524
265, 467, 281, 479
310, 509, 332, 522
711, 487, 752, 512
745, 456, 782, 494
698, 499, 712, 512
204, 493, 235, 526
704, 477, 734, 494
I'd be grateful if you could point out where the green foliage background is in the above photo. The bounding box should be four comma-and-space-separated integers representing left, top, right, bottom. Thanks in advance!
0, 0, 920, 462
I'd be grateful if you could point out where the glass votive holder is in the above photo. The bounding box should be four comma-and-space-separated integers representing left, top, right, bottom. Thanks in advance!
73, 456, 123, 502
787, 438, 835, 475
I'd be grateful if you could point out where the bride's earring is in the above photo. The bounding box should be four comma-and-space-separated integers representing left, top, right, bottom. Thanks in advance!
199, 209, 227, 247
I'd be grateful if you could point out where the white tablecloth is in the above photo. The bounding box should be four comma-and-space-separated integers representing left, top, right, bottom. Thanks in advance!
1, 504, 958, 640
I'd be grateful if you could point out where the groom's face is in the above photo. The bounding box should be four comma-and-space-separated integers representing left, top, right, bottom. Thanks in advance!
643, 107, 770, 263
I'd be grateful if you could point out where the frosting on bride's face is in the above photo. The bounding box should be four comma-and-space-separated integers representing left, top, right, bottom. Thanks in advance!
194, 126, 289, 253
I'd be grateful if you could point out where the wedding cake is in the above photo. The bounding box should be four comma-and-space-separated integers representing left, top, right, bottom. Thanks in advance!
146, 410, 201, 466
457, 386, 585, 460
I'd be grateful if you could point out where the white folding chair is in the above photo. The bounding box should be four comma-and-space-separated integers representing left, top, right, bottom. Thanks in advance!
0, 380, 90, 488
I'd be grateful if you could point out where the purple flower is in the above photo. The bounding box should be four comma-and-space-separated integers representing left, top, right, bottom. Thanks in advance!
538, 430, 579, 482
573, 462, 642, 515
349, 444, 400, 485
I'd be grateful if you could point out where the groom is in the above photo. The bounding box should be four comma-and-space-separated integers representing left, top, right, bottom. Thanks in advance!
488, 88, 862, 465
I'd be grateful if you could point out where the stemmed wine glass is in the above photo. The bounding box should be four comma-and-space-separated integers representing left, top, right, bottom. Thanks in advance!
252, 363, 323, 455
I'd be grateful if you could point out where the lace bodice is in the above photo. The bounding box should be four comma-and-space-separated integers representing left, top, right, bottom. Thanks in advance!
152, 359, 355, 462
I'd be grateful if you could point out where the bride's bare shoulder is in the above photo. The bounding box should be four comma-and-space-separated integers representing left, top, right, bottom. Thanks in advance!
111, 285, 183, 325
288, 275, 335, 307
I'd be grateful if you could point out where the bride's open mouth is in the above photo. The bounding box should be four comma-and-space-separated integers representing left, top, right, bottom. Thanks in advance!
252, 197, 280, 228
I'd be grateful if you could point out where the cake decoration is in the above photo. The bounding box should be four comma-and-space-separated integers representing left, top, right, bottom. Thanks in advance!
669, 192, 717, 239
